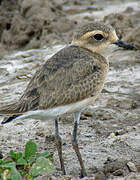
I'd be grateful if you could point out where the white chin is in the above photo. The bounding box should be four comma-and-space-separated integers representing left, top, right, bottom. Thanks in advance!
99, 44, 119, 58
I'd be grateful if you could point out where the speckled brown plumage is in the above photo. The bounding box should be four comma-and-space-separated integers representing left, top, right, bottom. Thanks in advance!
0, 45, 108, 115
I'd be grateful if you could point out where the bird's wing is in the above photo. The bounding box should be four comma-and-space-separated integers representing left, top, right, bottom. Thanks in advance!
0, 45, 107, 116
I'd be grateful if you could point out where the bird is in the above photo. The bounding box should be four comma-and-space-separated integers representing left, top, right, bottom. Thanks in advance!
0, 22, 136, 177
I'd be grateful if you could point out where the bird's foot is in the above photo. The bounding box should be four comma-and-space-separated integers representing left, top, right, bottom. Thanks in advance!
80, 168, 87, 178
62, 167, 66, 175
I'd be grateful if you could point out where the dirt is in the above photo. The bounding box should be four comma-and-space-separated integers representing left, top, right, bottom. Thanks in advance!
0, 0, 140, 179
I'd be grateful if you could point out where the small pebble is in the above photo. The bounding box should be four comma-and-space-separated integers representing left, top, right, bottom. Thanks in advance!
109, 132, 115, 138
127, 161, 137, 172
113, 169, 124, 176
115, 129, 126, 136
66, 132, 71, 137
95, 171, 106, 180
35, 132, 45, 137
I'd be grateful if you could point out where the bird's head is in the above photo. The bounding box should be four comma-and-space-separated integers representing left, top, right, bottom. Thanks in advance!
72, 22, 136, 57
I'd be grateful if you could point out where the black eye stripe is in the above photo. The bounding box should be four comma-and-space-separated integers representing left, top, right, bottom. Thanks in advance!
93, 34, 104, 40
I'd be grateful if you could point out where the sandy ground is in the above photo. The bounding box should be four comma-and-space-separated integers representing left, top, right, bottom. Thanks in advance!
0, 0, 140, 179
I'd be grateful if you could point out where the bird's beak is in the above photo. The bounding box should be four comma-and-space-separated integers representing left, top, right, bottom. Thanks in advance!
113, 40, 137, 50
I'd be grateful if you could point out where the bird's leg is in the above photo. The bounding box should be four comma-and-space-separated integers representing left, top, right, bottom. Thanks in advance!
55, 118, 66, 175
72, 112, 87, 177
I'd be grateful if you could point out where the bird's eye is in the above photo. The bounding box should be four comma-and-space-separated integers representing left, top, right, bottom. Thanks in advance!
93, 34, 104, 41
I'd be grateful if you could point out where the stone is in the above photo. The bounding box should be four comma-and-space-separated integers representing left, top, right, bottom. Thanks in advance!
127, 162, 137, 172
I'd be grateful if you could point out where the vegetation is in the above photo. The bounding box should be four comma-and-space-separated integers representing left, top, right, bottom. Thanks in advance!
0, 141, 54, 180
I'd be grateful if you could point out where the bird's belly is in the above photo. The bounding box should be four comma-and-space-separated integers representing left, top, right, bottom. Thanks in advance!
15, 96, 97, 121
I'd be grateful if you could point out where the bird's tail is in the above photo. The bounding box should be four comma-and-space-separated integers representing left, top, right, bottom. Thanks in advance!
0, 102, 23, 124
1, 115, 21, 124
0, 102, 22, 116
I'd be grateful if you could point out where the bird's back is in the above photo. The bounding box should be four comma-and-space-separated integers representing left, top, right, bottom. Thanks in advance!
0, 45, 109, 120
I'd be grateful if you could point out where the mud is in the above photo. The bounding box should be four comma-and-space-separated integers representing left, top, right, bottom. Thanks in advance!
0, 0, 140, 179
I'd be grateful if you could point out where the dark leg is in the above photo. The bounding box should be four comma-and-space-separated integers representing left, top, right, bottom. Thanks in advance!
55, 118, 66, 175
72, 112, 87, 177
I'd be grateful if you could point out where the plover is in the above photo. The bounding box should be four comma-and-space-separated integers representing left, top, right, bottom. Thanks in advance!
0, 22, 136, 177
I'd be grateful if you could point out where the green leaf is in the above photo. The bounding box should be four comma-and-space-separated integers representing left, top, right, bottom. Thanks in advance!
16, 157, 27, 166
16, 153, 23, 161
4, 160, 13, 164
18, 170, 27, 177
36, 152, 49, 159
29, 157, 54, 177
36, 152, 53, 162
28, 156, 36, 164
0, 159, 4, 164
25, 141, 37, 160
0, 162, 16, 168
10, 150, 23, 161
9, 150, 16, 160
9, 167, 22, 180
0, 168, 3, 174
26, 174, 33, 180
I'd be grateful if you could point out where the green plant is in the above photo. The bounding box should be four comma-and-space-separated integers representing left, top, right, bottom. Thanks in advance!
0, 141, 54, 180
